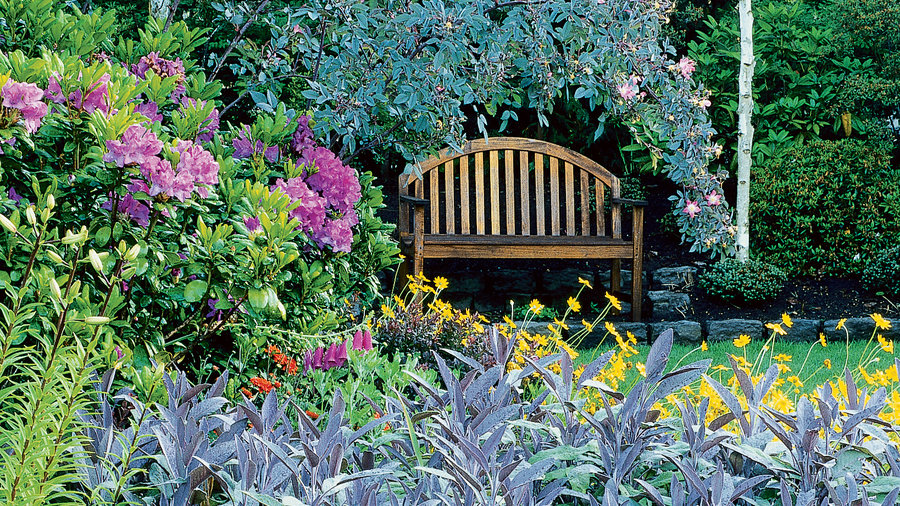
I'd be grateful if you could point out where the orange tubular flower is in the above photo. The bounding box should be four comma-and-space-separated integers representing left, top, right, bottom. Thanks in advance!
250, 377, 275, 394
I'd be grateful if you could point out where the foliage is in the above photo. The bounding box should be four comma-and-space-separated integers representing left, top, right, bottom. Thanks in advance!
0, 187, 129, 503
0, 3, 399, 384
750, 139, 900, 276
375, 274, 489, 367
699, 258, 787, 304
827, 0, 900, 121
186, 0, 736, 257
686, 0, 890, 167
862, 245, 900, 298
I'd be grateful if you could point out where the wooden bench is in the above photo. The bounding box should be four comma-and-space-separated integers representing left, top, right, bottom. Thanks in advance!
398, 137, 647, 321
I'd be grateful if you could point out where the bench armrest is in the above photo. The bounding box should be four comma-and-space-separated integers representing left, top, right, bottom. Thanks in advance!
400, 195, 430, 206
611, 197, 649, 207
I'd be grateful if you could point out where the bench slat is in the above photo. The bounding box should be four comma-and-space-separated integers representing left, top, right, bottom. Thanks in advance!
475, 152, 485, 235
535, 154, 545, 236
490, 150, 500, 235
417, 234, 634, 259
565, 162, 575, 236
595, 178, 605, 236
611, 178, 622, 239
550, 157, 560, 236
430, 168, 439, 234
580, 171, 590, 234
444, 160, 455, 234
519, 151, 530, 236
505, 150, 515, 234
460, 156, 470, 234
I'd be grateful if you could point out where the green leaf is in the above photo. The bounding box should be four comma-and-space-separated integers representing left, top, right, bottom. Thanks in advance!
94, 226, 111, 247
183, 280, 208, 303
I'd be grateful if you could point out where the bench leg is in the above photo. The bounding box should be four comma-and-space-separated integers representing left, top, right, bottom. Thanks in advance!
610, 259, 621, 296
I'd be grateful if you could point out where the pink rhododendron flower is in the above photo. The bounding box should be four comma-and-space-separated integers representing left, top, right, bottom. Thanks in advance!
131, 52, 187, 102
134, 100, 163, 123
180, 97, 220, 142
273, 177, 328, 233
705, 190, 722, 206
46, 73, 110, 114
232, 125, 280, 161
683, 200, 701, 218
103, 124, 163, 167
174, 140, 219, 196
291, 115, 316, 154
243, 215, 261, 233
303, 147, 362, 215
678, 57, 696, 79
2, 79, 48, 134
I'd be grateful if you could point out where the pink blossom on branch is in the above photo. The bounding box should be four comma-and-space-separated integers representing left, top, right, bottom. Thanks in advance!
683, 200, 701, 218
678, 57, 696, 79
2, 79, 48, 134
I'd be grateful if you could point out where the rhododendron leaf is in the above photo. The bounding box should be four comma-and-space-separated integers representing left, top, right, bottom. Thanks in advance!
183, 279, 207, 303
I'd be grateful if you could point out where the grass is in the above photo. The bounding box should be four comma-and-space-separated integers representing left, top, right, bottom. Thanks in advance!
575, 335, 893, 396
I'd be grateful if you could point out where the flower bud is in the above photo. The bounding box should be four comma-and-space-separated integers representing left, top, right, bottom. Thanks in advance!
84, 316, 111, 325
49, 278, 62, 301
0, 214, 17, 235
125, 244, 141, 262
47, 250, 65, 265
46, 194, 55, 210
88, 249, 104, 274
41, 208, 50, 223
25, 206, 36, 225
120, 266, 136, 279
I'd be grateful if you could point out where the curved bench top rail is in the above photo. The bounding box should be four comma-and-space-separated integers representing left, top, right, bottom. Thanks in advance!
399, 137, 617, 188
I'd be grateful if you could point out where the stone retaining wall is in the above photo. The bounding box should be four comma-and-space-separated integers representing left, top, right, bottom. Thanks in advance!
518, 316, 898, 347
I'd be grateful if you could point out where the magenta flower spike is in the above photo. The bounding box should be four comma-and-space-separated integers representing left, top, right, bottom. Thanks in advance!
352, 330, 364, 351
335, 340, 348, 367
323, 343, 338, 370
312, 347, 324, 370
362, 329, 373, 351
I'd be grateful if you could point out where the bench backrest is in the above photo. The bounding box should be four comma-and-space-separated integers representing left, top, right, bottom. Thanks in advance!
399, 137, 623, 238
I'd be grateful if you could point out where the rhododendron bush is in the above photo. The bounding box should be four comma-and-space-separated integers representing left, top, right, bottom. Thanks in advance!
0, 20, 398, 381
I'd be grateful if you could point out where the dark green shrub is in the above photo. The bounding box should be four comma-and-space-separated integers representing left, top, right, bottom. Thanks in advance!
750, 139, 900, 276
862, 245, 900, 297
700, 259, 787, 304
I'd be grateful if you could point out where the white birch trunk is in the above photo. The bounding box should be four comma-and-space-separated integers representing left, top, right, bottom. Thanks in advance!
735, 0, 755, 262
149, 0, 173, 19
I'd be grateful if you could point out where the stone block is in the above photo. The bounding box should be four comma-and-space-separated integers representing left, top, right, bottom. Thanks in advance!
597, 269, 647, 288
442, 275, 484, 295
652, 266, 698, 292
490, 269, 536, 294
824, 317, 899, 342
650, 321, 702, 344
706, 319, 763, 343
648, 291, 691, 320
781, 319, 821, 342
541, 268, 595, 294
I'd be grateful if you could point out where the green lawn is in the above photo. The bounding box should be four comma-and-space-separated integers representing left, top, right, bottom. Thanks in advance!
575, 336, 892, 395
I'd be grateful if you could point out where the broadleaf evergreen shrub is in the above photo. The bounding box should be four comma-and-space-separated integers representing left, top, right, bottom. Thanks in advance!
699, 259, 787, 304
750, 138, 900, 276
862, 245, 900, 297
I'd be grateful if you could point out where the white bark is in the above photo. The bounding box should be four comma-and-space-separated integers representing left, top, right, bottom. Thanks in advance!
149, 0, 173, 19
735, 0, 755, 262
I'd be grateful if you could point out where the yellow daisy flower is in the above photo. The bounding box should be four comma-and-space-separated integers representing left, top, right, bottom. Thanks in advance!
836, 318, 847, 330
434, 276, 449, 291
578, 277, 593, 289
733, 334, 751, 348
605, 292, 622, 311
701, 341, 708, 352
819, 333, 827, 347
872, 313, 892, 330
567, 296, 581, 313
781, 313, 793, 328
529, 299, 544, 316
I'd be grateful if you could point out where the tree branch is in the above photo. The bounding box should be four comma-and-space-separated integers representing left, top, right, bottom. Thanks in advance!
210, 0, 272, 80
163, 0, 182, 33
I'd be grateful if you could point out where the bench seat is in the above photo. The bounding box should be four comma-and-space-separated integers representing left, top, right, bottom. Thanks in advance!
401, 234, 635, 259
